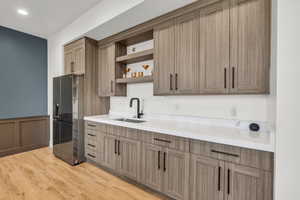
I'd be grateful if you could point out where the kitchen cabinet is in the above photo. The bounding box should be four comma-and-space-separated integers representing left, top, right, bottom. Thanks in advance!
153, 20, 175, 95
64, 39, 85, 75
163, 148, 190, 200
199, 0, 230, 94
225, 163, 272, 200
64, 38, 110, 116
85, 122, 273, 200
174, 11, 201, 94
141, 143, 163, 191
190, 154, 272, 200
118, 137, 141, 181
102, 133, 118, 170
98, 43, 126, 97
141, 144, 190, 200
90, 129, 141, 181
153, 0, 270, 95
229, 0, 270, 94
190, 154, 224, 200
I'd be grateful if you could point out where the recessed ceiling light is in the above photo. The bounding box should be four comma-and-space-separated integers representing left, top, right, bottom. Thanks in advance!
17, 9, 29, 16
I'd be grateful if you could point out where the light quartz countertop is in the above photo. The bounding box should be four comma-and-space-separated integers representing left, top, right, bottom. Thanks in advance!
84, 114, 275, 152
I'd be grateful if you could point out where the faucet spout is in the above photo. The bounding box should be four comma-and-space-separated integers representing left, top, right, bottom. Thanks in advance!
129, 98, 143, 119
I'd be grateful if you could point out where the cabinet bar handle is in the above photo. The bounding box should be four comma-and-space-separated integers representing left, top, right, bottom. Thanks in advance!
111, 80, 113, 93
154, 138, 171, 143
227, 169, 231, 195
87, 154, 95, 158
175, 73, 178, 90
88, 144, 96, 148
88, 134, 96, 137
218, 166, 221, 191
232, 67, 235, 89
224, 68, 227, 89
118, 140, 120, 156
114, 140, 117, 154
88, 124, 96, 127
163, 152, 166, 172
170, 74, 173, 90
158, 151, 161, 170
211, 150, 239, 158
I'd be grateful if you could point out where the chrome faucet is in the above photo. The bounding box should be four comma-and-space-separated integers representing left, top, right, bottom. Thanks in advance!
130, 98, 144, 119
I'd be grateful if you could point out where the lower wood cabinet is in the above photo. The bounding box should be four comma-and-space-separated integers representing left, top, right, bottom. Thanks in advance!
190, 154, 224, 200
141, 143, 190, 200
85, 122, 273, 200
118, 137, 141, 181
190, 154, 273, 200
95, 131, 141, 182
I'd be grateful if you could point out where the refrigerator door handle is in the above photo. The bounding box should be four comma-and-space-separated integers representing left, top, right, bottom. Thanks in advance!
54, 104, 60, 119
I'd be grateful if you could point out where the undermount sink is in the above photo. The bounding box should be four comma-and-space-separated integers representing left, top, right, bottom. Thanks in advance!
114, 118, 146, 123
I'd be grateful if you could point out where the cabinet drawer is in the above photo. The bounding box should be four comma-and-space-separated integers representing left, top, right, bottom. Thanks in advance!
85, 121, 106, 132
106, 124, 125, 136
85, 136, 97, 149
190, 139, 273, 171
190, 140, 240, 163
141, 131, 189, 152
85, 129, 98, 139
85, 148, 97, 161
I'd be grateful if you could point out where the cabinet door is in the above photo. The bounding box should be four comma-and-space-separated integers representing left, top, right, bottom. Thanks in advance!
64, 50, 73, 74
141, 144, 164, 192
174, 12, 201, 94
101, 134, 118, 171
225, 163, 272, 200
154, 20, 175, 95
230, 0, 270, 94
199, 0, 230, 94
163, 149, 190, 200
73, 44, 85, 74
98, 45, 110, 97
190, 154, 224, 200
118, 137, 141, 181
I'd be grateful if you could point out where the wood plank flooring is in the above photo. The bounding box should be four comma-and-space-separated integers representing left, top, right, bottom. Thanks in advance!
0, 148, 163, 200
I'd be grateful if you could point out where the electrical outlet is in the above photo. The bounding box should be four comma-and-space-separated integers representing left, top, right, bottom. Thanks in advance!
230, 107, 237, 117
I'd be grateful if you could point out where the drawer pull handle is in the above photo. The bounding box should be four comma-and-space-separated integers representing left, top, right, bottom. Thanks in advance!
88, 124, 96, 127
87, 154, 95, 158
88, 134, 96, 137
88, 144, 96, 148
154, 138, 171, 143
218, 166, 221, 191
227, 169, 231, 194
158, 151, 161, 170
163, 152, 166, 172
211, 150, 239, 158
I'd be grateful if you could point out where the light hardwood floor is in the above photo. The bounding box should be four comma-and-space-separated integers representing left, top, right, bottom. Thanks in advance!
0, 148, 163, 200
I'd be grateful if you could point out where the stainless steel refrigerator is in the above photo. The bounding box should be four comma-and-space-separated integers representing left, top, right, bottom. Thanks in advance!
53, 74, 85, 165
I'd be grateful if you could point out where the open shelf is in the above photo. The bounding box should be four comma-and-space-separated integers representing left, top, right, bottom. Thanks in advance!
116, 49, 154, 64
116, 75, 153, 84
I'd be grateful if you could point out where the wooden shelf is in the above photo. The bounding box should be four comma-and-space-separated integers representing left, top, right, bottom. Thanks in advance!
116, 76, 153, 84
116, 49, 154, 64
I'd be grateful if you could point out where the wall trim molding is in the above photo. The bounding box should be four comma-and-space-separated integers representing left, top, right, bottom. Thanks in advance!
0, 115, 50, 157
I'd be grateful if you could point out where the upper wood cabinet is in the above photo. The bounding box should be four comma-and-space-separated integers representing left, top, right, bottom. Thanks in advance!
98, 43, 126, 97
199, 0, 230, 94
153, 0, 270, 95
175, 11, 201, 94
229, 0, 271, 94
153, 20, 175, 95
64, 39, 85, 75
64, 38, 110, 116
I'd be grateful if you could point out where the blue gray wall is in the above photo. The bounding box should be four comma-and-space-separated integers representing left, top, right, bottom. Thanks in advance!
0, 26, 47, 119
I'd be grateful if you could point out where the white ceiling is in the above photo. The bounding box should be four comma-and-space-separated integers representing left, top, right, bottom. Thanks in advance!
0, 0, 103, 38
